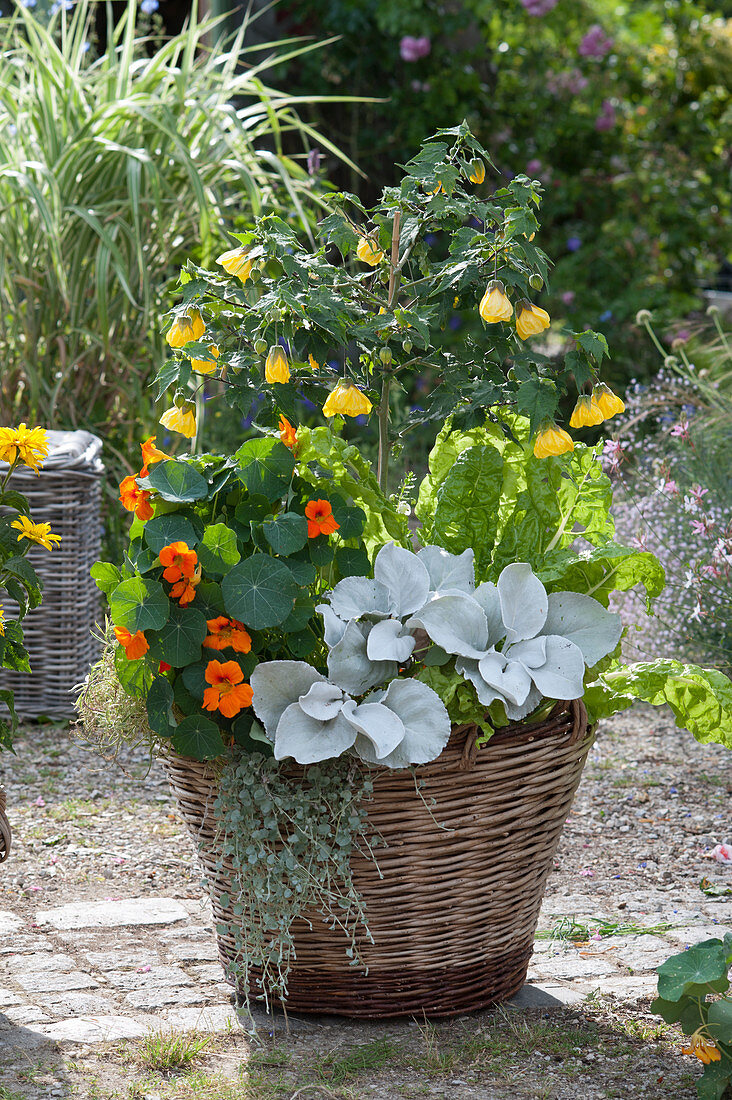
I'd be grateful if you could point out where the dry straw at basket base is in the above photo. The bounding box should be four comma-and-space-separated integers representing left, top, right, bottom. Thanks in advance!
0, 431, 104, 718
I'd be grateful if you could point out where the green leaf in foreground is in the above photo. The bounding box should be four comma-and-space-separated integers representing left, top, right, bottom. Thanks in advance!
143, 513, 199, 554
146, 460, 209, 503
196, 523, 241, 575
110, 577, 169, 633
656, 940, 730, 1001
222, 554, 298, 629
169, 715, 225, 760
154, 604, 207, 667
584, 661, 732, 749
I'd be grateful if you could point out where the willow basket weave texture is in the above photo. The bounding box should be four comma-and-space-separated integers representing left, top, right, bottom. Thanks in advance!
0, 431, 103, 718
162, 700, 592, 1018
0, 787, 10, 864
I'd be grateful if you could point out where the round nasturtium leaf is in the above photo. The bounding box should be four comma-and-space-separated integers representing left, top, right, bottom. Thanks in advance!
235, 438, 295, 502
262, 512, 309, 557
147, 460, 209, 503
146, 675, 176, 737
335, 546, 371, 578
110, 577, 169, 633
114, 644, 154, 698
196, 523, 241, 576
154, 604, 207, 667
143, 513, 199, 554
221, 554, 298, 629
170, 715, 226, 761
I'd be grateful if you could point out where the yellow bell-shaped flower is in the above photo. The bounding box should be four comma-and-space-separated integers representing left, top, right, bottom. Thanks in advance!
356, 236, 384, 266
322, 380, 373, 418
569, 394, 605, 428
467, 158, 485, 185
265, 346, 291, 384
479, 281, 513, 324
160, 402, 197, 438
533, 423, 574, 459
216, 246, 253, 283
190, 345, 220, 375
166, 309, 205, 349
593, 383, 625, 420
516, 300, 551, 340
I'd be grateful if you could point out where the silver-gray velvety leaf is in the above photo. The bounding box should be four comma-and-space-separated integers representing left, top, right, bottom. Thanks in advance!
417, 546, 475, 596
455, 656, 501, 708
297, 681, 347, 721
273, 703, 357, 764
497, 563, 548, 643
316, 603, 348, 648
342, 699, 405, 760
373, 542, 431, 618
472, 581, 504, 645
504, 636, 547, 669
359, 679, 451, 768
250, 661, 325, 740
327, 620, 397, 695
327, 576, 390, 622
541, 592, 623, 668
410, 593, 490, 659
528, 635, 586, 700
477, 650, 533, 707
503, 684, 543, 722
366, 618, 416, 663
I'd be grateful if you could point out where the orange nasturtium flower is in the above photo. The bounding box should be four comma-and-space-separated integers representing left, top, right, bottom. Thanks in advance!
305, 499, 340, 539
322, 380, 373, 418
170, 564, 201, 607
516, 300, 551, 340
533, 423, 574, 459
166, 309, 205, 349
681, 1033, 721, 1065
265, 346, 291, 384
203, 659, 253, 719
11, 515, 61, 550
356, 236, 384, 266
216, 245, 253, 283
159, 542, 198, 583
569, 394, 604, 429
479, 281, 513, 324
0, 424, 49, 473
119, 474, 154, 521
190, 345, 220, 375
114, 626, 149, 661
205, 616, 252, 654
139, 436, 169, 477
278, 415, 298, 451
593, 383, 625, 420
160, 403, 197, 439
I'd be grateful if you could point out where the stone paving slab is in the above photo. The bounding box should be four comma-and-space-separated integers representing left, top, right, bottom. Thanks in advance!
35, 897, 190, 930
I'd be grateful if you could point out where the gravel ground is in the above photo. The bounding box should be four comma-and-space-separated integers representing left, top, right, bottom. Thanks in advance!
0, 703, 730, 1099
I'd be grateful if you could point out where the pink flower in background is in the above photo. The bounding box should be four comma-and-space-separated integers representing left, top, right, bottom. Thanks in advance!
595, 100, 616, 131
710, 843, 732, 864
521, 0, 559, 15
579, 24, 614, 59
561, 290, 576, 306
400, 36, 431, 62
660, 479, 679, 496
34, 796, 45, 807
670, 421, 690, 441
526, 158, 543, 176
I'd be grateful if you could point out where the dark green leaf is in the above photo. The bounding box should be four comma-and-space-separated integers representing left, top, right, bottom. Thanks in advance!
154, 604, 207, 667
222, 554, 297, 629
280, 596, 315, 633
335, 546, 370, 577
235, 438, 295, 502
143, 514, 199, 554
110, 577, 169, 633
146, 676, 176, 736
147, 460, 209, 503
287, 630, 318, 658
170, 715, 225, 760
656, 940, 731, 1001
282, 556, 317, 586
114, 643, 154, 698
262, 512, 308, 557
309, 538, 334, 566
516, 378, 558, 434
331, 503, 366, 540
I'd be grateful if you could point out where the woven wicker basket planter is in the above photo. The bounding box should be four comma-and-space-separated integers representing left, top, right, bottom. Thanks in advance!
0, 431, 104, 718
162, 699, 592, 1018
0, 787, 10, 864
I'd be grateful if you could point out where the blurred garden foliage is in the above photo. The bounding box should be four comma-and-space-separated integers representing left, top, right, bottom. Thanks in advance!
0, 0, 342, 555
279, 0, 732, 384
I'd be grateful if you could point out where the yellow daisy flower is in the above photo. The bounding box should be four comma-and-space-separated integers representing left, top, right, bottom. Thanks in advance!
11, 515, 61, 551
0, 424, 49, 473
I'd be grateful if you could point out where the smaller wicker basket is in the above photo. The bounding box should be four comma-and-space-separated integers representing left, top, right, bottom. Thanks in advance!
163, 699, 593, 1018
0, 787, 10, 864
0, 431, 104, 718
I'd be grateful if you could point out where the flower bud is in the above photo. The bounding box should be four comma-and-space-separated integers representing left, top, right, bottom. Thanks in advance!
467, 158, 485, 185
635, 309, 652, 325
254, 338, 268, 355
529, 273, 544, 291
379, 348, 393, 366
402, 338, 413, 354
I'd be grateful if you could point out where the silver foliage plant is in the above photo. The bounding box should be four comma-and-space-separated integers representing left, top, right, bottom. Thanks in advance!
251, 544, 622, 765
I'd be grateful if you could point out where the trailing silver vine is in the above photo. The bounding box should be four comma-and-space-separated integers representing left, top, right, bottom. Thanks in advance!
211, 751, 380, 1013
